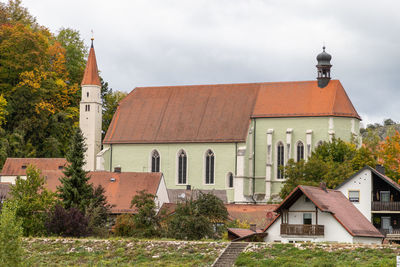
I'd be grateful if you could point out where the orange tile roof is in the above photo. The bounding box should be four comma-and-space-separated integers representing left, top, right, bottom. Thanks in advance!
81, 45, 101, 86
104, 80, 360, 144
44, 171, 163, 214
265, 185, 383, 238
0, 158, 67, 176
225, 204, 278, 228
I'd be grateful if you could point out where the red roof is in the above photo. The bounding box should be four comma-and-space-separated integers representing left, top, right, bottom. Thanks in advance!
45, 171, 163, 214
265, 185, 383, 238
0, 158, 67, 176
225, 204, 278, 228
81, 44, 101, 86
228, 228, 263, 237
104, 80, 360, 144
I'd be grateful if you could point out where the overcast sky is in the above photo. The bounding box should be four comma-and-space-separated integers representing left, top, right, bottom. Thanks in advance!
21, 0, 400, 126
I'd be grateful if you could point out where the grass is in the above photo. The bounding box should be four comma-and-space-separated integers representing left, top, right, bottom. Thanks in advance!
235, 243, 399, 267
21, 237, 228, 266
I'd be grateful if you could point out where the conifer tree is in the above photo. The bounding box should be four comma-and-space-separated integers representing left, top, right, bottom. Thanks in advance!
58, 128, 92, 211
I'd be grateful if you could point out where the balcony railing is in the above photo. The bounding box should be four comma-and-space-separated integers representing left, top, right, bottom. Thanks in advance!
378, 228, 400, 237
280, 224, 324, 236
372, 201, 400, 211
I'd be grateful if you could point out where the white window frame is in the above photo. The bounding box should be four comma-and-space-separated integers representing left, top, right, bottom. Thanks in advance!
149, 149, 161, 173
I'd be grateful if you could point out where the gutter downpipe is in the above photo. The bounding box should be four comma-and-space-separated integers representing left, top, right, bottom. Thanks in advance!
252, 119, 257, 203
109, 144, 113, 172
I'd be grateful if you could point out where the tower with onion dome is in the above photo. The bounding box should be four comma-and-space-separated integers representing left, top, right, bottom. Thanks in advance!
316, 46, 332, 88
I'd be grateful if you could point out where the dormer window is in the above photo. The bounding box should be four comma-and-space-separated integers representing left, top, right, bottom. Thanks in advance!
21, 165, 27, 169
58, 166, 64, 170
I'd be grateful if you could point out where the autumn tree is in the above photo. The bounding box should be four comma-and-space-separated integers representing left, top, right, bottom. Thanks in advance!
377, 131, 400, 181
280, 138, 376, 199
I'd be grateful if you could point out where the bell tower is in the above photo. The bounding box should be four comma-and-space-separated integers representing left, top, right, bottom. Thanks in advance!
316, 46, 332, 88
80, 38, 102, 171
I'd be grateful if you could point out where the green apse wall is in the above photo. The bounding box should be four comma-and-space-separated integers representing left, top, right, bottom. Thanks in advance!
102, 143, 237, 195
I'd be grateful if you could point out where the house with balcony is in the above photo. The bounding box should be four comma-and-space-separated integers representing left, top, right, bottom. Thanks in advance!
336, 165, 400, 238
263, 184, 383, 244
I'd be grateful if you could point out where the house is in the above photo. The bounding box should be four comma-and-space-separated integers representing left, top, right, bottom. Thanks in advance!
96, 46, 361, 203
0, 158, 169, 214
336, 165, 400, 237
263, 184, 383, 244
0, 158, 67, 184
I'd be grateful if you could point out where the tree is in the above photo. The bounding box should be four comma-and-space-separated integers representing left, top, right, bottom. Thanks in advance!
8, 165, 56, 236
167, 192, 228, 240
0, 200, 24, 266
45, 204, 88, 237
0, 95, 7, 127
280, 138, 376, 199
101, 79, 127, 141
377, 131, 400, 182
58, 128, 92, 211
86, 184, 112, 236
129, 190, 160, 238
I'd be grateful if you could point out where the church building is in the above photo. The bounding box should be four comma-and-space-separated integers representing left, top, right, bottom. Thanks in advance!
83, 44, 361, 203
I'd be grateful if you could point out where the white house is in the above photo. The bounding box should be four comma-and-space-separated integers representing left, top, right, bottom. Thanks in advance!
336, 165, 400, 237
264, 184, 383, 244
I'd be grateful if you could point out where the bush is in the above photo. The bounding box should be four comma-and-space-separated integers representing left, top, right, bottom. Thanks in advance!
0, 201, 24, 266
46, 205, 89, 237
113, 214, 136, 236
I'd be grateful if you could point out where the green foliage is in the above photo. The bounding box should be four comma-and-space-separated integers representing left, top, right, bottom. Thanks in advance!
0, 200, 24, 266
113, 214, 136, 236
58, 128, 92, 211
129, 190, 161, 238
0, 94, 7, 127
101, 79, 127, 141
86, 184, 112, 237
167, 192, 228, 240
8, 165, 56, 236
280, 138, 376, 199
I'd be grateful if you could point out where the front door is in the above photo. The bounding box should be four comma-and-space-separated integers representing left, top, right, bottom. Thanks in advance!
382, 217, 391, 233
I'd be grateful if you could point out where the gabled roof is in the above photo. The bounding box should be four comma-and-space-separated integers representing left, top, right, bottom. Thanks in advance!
336, 165, 400, 192
265, 185, 383, 238
81, 43, 101, 86
104, 80, 360, 144
0, 158, 67, 176
45, 171, 163, 214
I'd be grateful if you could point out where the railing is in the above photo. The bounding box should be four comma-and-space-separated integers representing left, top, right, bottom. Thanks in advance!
280, 224, 324, 236
371, 201, 400, 211
378, 228, 400, 237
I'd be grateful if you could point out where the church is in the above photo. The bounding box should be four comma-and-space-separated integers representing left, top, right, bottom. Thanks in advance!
81, 41, 361, 203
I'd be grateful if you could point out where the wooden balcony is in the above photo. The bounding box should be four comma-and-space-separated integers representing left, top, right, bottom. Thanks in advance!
280, 224, 324, 236
372, 201, 400, 211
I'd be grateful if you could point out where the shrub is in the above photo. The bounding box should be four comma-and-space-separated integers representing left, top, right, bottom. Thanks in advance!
113, 214, 136, 236
0, 200, 24, 266
46, 205, 89, 237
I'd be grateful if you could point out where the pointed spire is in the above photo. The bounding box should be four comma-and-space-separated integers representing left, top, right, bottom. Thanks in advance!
81, 38, 101, 86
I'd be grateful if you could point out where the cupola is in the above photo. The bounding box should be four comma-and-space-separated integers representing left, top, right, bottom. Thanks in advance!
316, 46, 332, 88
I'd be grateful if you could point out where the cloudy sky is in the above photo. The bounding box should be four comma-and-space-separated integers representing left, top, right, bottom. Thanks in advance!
22, 0, 400, 125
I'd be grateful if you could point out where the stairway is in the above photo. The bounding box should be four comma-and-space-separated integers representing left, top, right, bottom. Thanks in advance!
212, 242, 248, 267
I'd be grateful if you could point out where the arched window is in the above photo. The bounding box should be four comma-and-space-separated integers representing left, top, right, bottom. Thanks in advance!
178, 150, 187, 184
277, 142, 284, 179
297, 141, 304, 162
205, 149, 215, 184
151, 150, 160, 172
227, 172, 234, 188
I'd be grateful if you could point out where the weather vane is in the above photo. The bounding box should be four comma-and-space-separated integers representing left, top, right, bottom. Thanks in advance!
91, 29, 94, 40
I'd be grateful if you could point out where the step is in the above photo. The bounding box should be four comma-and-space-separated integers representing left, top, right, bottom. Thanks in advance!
212, 242, 249, 267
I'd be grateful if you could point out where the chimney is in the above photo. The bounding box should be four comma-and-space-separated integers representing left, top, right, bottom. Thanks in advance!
376, 165, 385, 175
114, 166, 121, 173
320, 182, 327, 192
250, 224, 257, 232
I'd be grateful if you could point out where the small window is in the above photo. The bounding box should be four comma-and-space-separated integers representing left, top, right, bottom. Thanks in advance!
21, 165, 27, 169
87, 92, 89, 97
381, 191, 390, 202
297, 141, 304, 162
277, 142, 284, 179
58, 166, 64, 170
227, 172, 234, 188
348, 190, 360, 202
85, 104, 91, 112
303, 213, 312, 225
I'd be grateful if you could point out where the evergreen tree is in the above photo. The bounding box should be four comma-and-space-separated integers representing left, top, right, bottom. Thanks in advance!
58, 128, 92, 211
